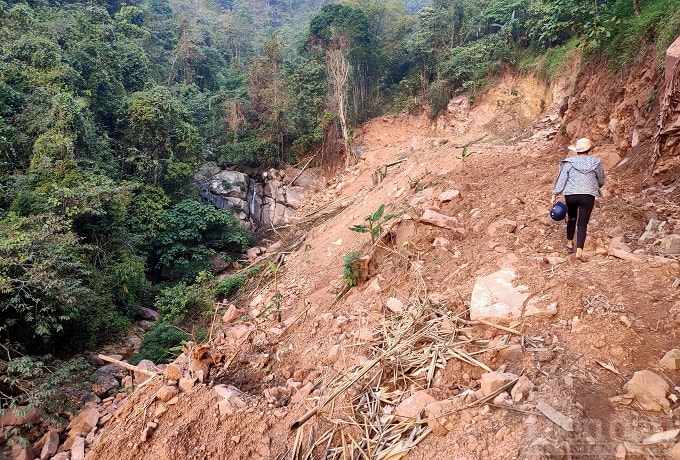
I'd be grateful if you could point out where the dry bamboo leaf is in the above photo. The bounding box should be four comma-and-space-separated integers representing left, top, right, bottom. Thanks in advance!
595, 360, 621, 375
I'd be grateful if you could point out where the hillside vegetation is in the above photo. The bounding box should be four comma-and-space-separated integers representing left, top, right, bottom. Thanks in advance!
1, 0, 679, 444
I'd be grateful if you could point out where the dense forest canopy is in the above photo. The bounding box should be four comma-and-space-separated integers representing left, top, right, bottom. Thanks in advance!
1, 0, 679, 416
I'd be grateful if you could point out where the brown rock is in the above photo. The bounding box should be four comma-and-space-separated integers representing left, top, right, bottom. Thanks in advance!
134, 359, 158, 383
324, 344, 341, 365
164, 364, 183, 381
0, 406, 41, 427
511, 375, 534, 403
608, 247, 642, 262
39, 429, 59, 460
438, 190, 461, 202
660, 349, 680, 370
222, 304, 239, 324
291, 382, 315, 404
394, 391, 436, 420
611, 370, 670, 412
420, 209, 465, 235
385, 297, 405, 314
487, 218, 517, 237
156, 385, 180, 402
68, 407, 100, 437
179, 377, 197, 392
11, 445, 35, 460
71, 436, 85, 460
480, 372, 519, 396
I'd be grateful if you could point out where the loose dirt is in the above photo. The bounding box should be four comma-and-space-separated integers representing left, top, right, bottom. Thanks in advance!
81, 49, 680, 460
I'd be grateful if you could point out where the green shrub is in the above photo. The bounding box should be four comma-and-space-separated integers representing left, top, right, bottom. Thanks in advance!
603, 0, 680, 69
0, 353, 90, 426
152, 200, 252, 281
131, 324, 190, 365
343, 250, 362, 287
153, 281, 213, 324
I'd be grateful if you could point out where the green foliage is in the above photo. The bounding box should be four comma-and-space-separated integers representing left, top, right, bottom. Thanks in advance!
131, 323, 190, 365
0, 213, 93, 348
152, 200, 251, 281
349, 204, 398, 243
603, 0, 680, 69
343, 250, 362, 287
214, 274, 246, 298
153, 279, 213, 324
0, 352, 91, 424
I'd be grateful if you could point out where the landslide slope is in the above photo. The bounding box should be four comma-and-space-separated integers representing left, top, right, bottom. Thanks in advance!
86, 49, 680, 460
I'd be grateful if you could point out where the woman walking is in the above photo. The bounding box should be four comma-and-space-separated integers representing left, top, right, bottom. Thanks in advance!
550, 138, 606, 260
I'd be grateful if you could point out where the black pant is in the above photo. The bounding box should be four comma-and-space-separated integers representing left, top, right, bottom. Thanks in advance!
565, 194, 595, 250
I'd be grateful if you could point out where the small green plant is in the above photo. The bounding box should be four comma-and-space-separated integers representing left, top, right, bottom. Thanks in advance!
457, 146, 472, 159
349, 204, 398, 243
343, 250, 362, 287
132, 324, 190, 364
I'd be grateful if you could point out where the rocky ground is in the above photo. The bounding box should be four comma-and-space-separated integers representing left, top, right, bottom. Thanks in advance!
5, 48, 680, 460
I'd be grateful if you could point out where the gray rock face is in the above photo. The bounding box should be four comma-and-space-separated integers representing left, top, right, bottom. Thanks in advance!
198, 164, 323, 228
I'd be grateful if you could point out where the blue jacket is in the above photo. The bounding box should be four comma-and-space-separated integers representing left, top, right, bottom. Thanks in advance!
552, 155, 605, 197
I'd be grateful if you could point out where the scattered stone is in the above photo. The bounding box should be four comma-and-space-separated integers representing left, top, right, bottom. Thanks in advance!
420, 209, 465, 235
179, 377, 197, 392
71, 436, 85, 460
394, 391, 436, 420
536, 402, 574, 432
385, 297, 405, 314
480, 372, 518, 396
608, 226, 626, 238
325, 345, 341, 365
164, 364, 183, 381
492, 392, 512, 405
0, 405, 41, 427
662, 235, 680, 255
425, 398, 464, 436
615, 443, 626, 459
291, 382, 315, 404
214, 385, 248, 418
222, 304, 239, 324
11, 445, 35, 460
639, 219, 667, 244
136, 306, 159, 321
438, 189, 461, 202
39, 429, 59, 460
91, 371, 120, 397
68, 407, 100, 438
511, 375, 534, 403
470, 268, 528, 322
154, 405, 168, 419
608, 247, 642, 262
156, 385, 180, 402
432, 237, 451, 250
356, 329, 376, 341
134, 359, 158, 383
660, 349, 680, 370
610, 370, 670, 412
227, 324, 251, 340
486, 218, 517, 237
524, 295, 558, 318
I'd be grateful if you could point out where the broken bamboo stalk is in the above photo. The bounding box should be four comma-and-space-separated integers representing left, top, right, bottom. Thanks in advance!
97, 354, 159, 377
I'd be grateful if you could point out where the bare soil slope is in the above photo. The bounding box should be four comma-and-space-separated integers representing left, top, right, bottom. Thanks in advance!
84, 50, 680, 460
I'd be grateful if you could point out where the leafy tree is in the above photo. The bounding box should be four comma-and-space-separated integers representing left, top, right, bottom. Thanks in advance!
306, 3, 378, 162
125, 86, 198, 186
0, 213, 93, 350
151, 200, 251, 281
